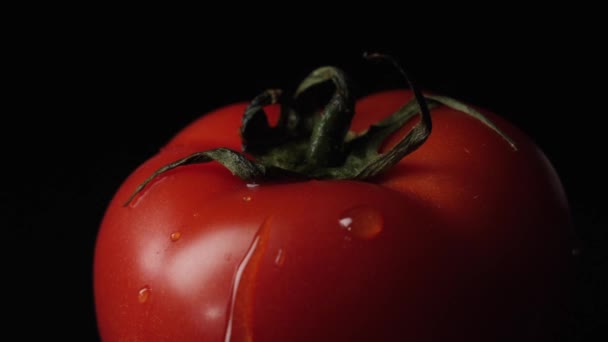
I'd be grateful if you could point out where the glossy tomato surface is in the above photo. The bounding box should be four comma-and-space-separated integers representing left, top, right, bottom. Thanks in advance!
94, 90, 574, 341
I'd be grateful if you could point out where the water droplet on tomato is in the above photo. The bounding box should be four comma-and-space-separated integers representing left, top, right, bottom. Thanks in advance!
170, 231, 182, 242
339, 217, 353, 228
338, 206, 383, 240
246, 183, 259, 189
138, 285, 151, 303
274, 249, 286, 267
224, 217, 272, 342
242, 195, 252, 202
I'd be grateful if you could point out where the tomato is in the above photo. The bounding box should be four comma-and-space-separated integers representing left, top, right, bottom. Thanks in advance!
94, 74, 574, 339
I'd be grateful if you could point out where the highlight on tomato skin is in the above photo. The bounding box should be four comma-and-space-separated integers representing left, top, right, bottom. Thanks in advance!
94, 61, 575, 341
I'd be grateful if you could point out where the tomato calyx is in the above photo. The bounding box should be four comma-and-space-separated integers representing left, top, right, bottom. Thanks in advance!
240, 53, 436, 180
124, 54, 516, 206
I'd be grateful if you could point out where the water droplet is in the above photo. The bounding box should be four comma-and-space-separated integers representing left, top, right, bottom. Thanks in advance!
338, 206, 383, 240
242, 195, 252, 202
274, 249, 286, 267
224, 217, 272, 342
339, 217, 353, 228
170, 231, 182, 242
138, 285, 151, 303
246, 183, 259, 189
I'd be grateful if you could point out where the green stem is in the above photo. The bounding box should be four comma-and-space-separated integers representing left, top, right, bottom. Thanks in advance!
295, 66, 355, 167
353, 53, 432, 178
124, 54, 517, 207
123, 148, 264, 206
240, 89, 284, 153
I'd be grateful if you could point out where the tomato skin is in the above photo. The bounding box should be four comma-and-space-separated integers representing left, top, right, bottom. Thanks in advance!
94, 90, 574, 341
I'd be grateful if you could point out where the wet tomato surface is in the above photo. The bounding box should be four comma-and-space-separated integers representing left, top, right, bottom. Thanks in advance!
94, 90, 574, 341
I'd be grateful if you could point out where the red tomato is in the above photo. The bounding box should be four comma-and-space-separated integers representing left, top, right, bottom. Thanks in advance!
94, 90, 574, 341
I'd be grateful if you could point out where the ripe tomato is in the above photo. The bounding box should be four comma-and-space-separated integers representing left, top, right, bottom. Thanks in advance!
94, 86, 574, 340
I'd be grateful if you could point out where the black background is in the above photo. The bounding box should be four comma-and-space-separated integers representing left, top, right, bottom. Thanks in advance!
9, 21, 605, 340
